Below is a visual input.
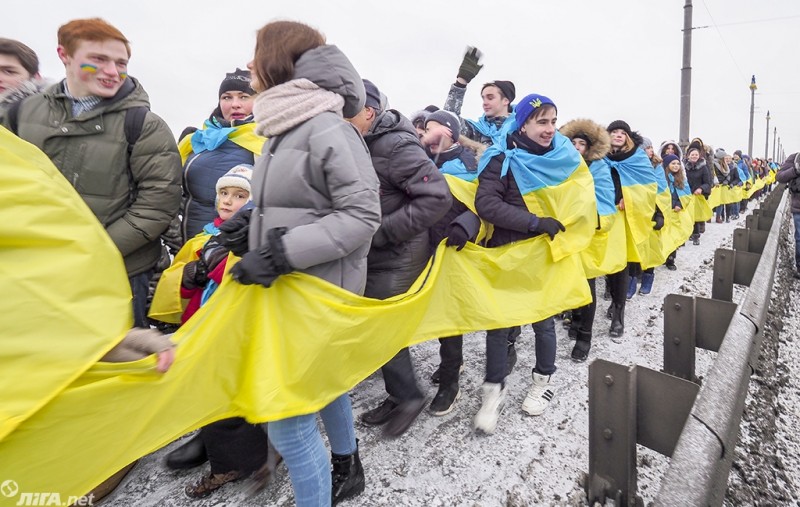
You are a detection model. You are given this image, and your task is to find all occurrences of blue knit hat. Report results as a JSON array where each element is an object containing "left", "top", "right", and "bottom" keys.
[
  {"left": 662, "top": 154, "right": 680, "bottom": 169},
  {"left": 515, "top": 94, "right": 556, "bottom": 129}
]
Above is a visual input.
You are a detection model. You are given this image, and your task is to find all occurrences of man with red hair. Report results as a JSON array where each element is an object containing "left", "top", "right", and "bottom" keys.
[{"left": 3, "top": 18, "right": 181, "bottom": 327}]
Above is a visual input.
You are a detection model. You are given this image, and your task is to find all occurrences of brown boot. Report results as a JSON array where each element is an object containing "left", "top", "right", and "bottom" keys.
[{"left": 184, "top": 470, "right": 242, "bottom": 499}]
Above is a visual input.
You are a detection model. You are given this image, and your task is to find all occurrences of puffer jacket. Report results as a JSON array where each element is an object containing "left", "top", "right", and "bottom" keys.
[
  {"left": 4, "top": 77, "right": 182, "bottom": 276},
  {"left": 776, "top": 153, "right": 800, "bottom": 213},
  {"left": 685, "top": 158, "right": 712, "bottom": 197},
  {"left": 182, "top": 127, "right": 256, "bottom": 239},
  {"left": 249, "top": 45, "right": 381, "bottom": 295},
  {"left": 363, "top": 109, "right": 452, "bottom": 299}
]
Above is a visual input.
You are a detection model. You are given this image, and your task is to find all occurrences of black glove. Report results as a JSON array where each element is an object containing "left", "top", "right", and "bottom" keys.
[
  {"left": 218, "top": 208, "right": 252, "bottom": 257},
  {"left": 533, "top": 217, "right": 566, "bottom": 240},
  {"left": 653, "top": 213, "right": 665, "bottom": 231},
  {"left": 181, "top": 260, "right": 208, "bottom": 290},
  {"left": 200, "top": 236, "right": 230, "bottom": 272},
  {"left": 457, "top": 46, "right": 483, "bottom": 84},
  {"left": 445, "top": 223, "right": 470, "bottom": 251},
  {"left": 231, "top": 228, "right": 293, "bottom": 287}
]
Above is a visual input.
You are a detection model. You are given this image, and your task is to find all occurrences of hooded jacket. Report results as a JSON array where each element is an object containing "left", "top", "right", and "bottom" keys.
[
  {"left": 776, "top": 153, "right": 800, "bottom": 213},
  {"left": 248, "top": 45, "right": 381, "bottom": 295},
  {"left": 3, "top": 77, "right": 182, "bottom": 277},
  {"left": 362, "top": 108, "right": 452, "bottom": 298},
  {"left": 559, "top": 118, "right": 611, "bottom": 163}
]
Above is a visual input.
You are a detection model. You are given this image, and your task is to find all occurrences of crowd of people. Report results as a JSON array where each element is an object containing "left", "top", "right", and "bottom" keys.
[{"left": 1, "top": 18, "right": 793, "bottom": 507}]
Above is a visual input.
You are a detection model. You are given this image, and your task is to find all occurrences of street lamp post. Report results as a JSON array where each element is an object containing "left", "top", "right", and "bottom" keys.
[
  {"left": 773, "top": 127, "right": 777, "bottom": 160},
  {"left": 765, "top": 110, "right": 770, "bottom": 159},
  {"left": 679, "top": 0, "right": 693, "bottom": 150},
  {"left": 748, "top": 75, "right": 757, "bottom": 156}
]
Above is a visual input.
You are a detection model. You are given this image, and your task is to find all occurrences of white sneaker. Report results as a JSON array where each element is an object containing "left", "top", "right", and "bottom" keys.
[
  {"left": 522, "top": 372, "right": 556, "bottom": 416},
  {"left": 473, "top": 382, "right": 506, "bottom": 434}
]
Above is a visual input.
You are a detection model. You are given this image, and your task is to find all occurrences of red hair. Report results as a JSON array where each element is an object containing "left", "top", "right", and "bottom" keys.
[{"left": 57, "top": 18, "right": 131, "bottom": 57}]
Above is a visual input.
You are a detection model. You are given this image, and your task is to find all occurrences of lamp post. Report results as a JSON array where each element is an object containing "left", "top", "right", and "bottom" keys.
[
  {"left": 679, "top": 0, "right": 693, "bottom": 150},
  {"left": 748, "top": 75, "right": 757, "bottom": 156},
  {"left": 765, "top": 110, "right": 770, "bottom": 159},
  {"left": 773, "top": 127, "right": 777, "bottom": 160}
]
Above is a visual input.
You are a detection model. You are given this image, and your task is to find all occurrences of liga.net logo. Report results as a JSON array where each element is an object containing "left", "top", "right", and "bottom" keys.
[{"left": 1, "top": 480, "right": 94, "bottom": 506}]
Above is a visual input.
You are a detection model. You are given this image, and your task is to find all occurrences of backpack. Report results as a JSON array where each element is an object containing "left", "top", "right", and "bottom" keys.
[{"left": 8, "top": 99, "right": 149, "bottom": 201}]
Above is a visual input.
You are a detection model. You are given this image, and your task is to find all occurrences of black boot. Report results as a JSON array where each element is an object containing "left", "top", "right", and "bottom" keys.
[
  {"left": 166, "top": 434, "right": 208, "bottom": 470},
  {"left": 609, "top": 303, "right": 624, "bottom": 339},
  {"left": 331, "top": 442, "right": 365, "bottom": 505},
  {"left": 571, "top": 330, "right": 592, "bottom": 362}
]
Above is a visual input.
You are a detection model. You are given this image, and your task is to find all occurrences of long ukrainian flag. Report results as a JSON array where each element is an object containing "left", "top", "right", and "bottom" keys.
[{"left": 581, "top": 158, "right": 626, "bottom": 278}]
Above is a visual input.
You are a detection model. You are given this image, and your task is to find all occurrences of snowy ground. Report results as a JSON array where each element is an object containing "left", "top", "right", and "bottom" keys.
[{"left": 106, "top": 196, "right": 799, "bottom": 506}]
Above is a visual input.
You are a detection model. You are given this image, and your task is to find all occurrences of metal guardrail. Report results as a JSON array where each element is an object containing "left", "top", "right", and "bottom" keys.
[{"left": 585, "top": 188, "right": 788, "bottom": 507}]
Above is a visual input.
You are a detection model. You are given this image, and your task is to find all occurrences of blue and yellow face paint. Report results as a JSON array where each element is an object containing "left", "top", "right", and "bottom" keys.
[{"left": 79, "top": 63, "right": 97, "bottom": 74}]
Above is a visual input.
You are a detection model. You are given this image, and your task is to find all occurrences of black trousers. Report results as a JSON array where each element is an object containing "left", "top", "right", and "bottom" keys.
[
  {"left": 437, "top": 335, "right": 463, "bottom": 387},
  {"left": 607, "top": 266, "right": 629, "bottom": 306},
  {"left": 201, "top": 418, "right": 270, "bottom": 475},
  {"left": 381, "top": 348, "right": 424, "bottom": 402}
]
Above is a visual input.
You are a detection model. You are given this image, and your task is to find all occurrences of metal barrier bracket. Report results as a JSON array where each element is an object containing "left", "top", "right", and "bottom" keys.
[
  {"left": 711, "top": 248, "right": 760, "bottom": 301},
  {"left": 732, "top": 228, "right": 768, "bottom": 254}
]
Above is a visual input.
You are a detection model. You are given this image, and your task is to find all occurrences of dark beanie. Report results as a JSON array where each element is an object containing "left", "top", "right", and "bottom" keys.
[
  {"left": 362, "top": 79, "right": 382, "bottom": 110},
  {"left": 219, "top": 68, "right": 255, "bottom": 97},
  {"left": 482, "top": 80, "right": 516, "bottom": 103},
  {"left": 425, "top": 110, "right": 460, "bottom": 142},
  {"left": 734, "top": 149, "right": 743, "bottom": 157},
  {"left": 662, "top": 154, "right": 680, "bottom": 168},
  {"left": 573, "top": 133, "right": 592, "bottom": 148},
  {"left": 607, "top": 120, "right": 632, "bottom": 137}
]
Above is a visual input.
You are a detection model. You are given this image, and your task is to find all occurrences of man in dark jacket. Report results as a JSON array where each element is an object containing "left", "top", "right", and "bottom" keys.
[
  {"left": 776, "top": 153, "right": 800, "bottom": 278},
  {"left": 348, "top": 79, "right": 452, "bottom": 437},
  {"left": 3, "top": 18, "right": 182, "bottom": 327}
]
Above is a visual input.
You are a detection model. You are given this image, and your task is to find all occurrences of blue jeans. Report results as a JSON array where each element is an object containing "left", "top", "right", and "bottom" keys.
[
  {"left": 485, "top": 318, "right": 557, "bottom": 384},
  {"left": 129, "top": 270, "right": 153, "bottom": 328},
  {"left": 793, "top": 212, "right": 800, "bottom": 270},
  {"left": 268, "top": 394, "right": 356, "bottom": 507}
]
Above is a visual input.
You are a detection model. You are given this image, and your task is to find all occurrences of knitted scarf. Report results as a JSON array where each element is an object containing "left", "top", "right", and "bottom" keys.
[{"left": 253, "top": 78, "right": 345, "bottom": 137}]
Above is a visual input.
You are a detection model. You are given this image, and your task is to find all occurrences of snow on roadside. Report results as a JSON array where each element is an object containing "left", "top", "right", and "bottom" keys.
[{"left": 107, "top": 201, "right": 798, "bottom": 506}]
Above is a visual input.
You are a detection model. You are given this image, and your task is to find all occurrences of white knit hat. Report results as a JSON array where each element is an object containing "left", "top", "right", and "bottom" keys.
[{"left": 216, "top": 164, "right": 253, "bottom": 195}]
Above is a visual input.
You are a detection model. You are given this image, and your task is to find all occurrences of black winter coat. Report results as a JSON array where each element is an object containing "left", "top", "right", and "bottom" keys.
[
  {"left": 429, "top": 145, "right": 481, "bottom": 248},
  {"left": 363, "top": 109, "right": 452, "bottom": 299},
  {"left": 685, "top": 158, "right": 712, "bottom": 197}
]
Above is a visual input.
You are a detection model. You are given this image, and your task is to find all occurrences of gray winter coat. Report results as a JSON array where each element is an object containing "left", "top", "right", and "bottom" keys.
[
  {"left": 3, "top": 77, "right": 182, "bottom": 277},
  {"left": 363, "top": 109, "right": 452, "bottom": 299},
  {"left": 249, "top": 45, "right": 381, "bottom": 295}
]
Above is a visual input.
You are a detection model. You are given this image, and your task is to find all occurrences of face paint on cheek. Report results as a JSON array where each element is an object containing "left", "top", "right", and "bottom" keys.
[
  {"left": 80, "top": 63, "right": 98, "bottom": 74},
  {"left": 119, "top": 71, "right": 127, "bottom": 80}
]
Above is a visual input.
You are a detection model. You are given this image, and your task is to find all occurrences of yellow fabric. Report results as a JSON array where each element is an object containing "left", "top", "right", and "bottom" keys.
[
  {"left": 620, "top": 182, "right": 658, "bottom": 264},
  {"left": 685, "top": 194, "right": 713, "bottom": 222},
  {"left": 521, "top": 159, "right": 597, "bottom": 262},
  {"left": 443, "top": 174, "right": 491, "bottom": 242},
  {"left": 148, "top": 233, "right": 211, "bottom": 324},
  {"left": 0, "top": 238, "right": 591, "bottom": 502},
  {"left": 1, "top": 125, "right": 595, "bottom": 500},
  {"left": 0, "top": 127, "right": 131, "bottom": 441},
  {"left": 177, "top": 122, "right": 264, "bottom": 165},
  {"left": 745, "top": 178, "right": 766, "bottom": 199},
  {"left": 580, "top": 214, "right": 627, "bottom": 278}
]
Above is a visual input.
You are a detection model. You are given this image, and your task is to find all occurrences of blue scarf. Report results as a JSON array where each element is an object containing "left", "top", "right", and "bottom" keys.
[
  {"left": 199, "top": 221, "right": 222, "bottom": 306},
  {"left": 478, "top": 131, "right": 582, "bottom": 194},
  {"left": 441, "top": 157, "right": 478, "bottom": 182},
  {"left": 603, "top": 148, "right": 657, "bottom": 188},
  {"left": 191, "top": 118, "right": 236, "bottom": 154},
  {"left": 736, "top": 160, "right": 750, "bottom": 184},
  {"left": 667, "top": 172, "right": 691, "bottom": 198},
  {"left": 466, "top": 110, "right": 516, "bottom": 148}
]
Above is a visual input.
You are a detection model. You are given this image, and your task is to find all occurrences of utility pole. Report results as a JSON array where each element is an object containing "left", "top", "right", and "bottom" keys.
[
  {"left": 773, "top": 127, "right": 777, "bottom": 160},
  {"left": 748, "top": 75, "right": 757, "bottom": 156},
  {"left": 765, "top": 110, "right": 770, "bottom": 159},
  {"left": 679, "top": 0, "right": 693, "bottom": 150}
]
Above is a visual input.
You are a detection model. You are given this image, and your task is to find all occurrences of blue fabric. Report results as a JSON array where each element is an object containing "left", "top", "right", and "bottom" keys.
[
  {"left": 199, "top": 222, "right": 222, "bottom": 306},
  {"left": 268, "top": 394, "right": 356, "bottom": 507},
  {"left": 667, "top": 173, "right": 692, "bottom": 198},
  {"left": 736, "top": 160, "right": 751, "bottom": 184},
  {"left": 603, "top": 148, "right": 658, "bottom": 187},
  {"left": 441, "top": 157, "right": 478, "bottom": 182},
  {"left": 190, "top": 119, "right": 236, "bottom": 154},
  {"left": 653, "top": 163, "right": 669, "bottom": 193},
  {"left": 477, "top": 131, "right": 582, "bottom": 195},
  {"left": 589, "top": 159, "right": 618, "bottom": 217},
  {"left": 466, "top": 110, "right": 516, "bottom": 148}
]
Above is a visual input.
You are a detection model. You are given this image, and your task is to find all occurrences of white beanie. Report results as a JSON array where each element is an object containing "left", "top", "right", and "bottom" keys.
[{"left": 216, "top": 164, "right": 253, "bottom": 195}]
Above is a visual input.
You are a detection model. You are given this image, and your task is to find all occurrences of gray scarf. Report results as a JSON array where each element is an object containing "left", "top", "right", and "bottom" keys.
[{"left": 252, "top": 78, "right": 345, "bottom": 137}]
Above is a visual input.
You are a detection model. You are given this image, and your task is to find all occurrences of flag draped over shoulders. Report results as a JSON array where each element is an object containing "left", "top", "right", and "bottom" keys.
[
  {"left": 581, "top": 158, "right": 626, "bottom": 278},
  {"left": 177, "top": 121, "right": 263, "bottom": 165}
]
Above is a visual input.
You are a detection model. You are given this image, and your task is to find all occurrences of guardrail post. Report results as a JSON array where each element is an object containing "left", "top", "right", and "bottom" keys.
[
  {"left": 732, "top": 228, "right": 767, "bottom": 254},
  {"left": 711, "top": 249, "right": 760, "bottom": 301}
]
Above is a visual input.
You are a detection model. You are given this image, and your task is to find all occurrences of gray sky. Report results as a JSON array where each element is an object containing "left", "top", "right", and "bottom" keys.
[{"left": 5, "top": 0, "right": 799, "bottom": 157}]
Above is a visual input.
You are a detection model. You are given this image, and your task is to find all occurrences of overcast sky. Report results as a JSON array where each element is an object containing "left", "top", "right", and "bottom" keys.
[{"left": 5, "top": 0, "right": 799, "bottom": 158}]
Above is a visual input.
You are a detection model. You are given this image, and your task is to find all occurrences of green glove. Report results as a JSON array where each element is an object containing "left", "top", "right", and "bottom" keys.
[{"left": 457, "top": 46, "right": 483, "bottom": 83}]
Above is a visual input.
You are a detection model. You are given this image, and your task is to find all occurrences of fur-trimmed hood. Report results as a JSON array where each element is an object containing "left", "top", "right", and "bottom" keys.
[
  {"left": 559, "top": 118, "right": 611, "bottom": 162},
  {"left": 659, "top": 140, "right": 684, "bottom": 160},
  {"left": 0, "top": 78, "right": 50, "bottom": 112}
]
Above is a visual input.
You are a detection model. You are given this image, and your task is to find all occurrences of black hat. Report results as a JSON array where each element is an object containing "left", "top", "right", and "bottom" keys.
[
  {"left": 425, "top": 110, "right": 460, "bottom": 142},
  {"left": 219, "top": 68, "right": 255, "bottom": 97},
  {"left": 482, "top": 80, "right": 516, "bottom": 103},
  {"left": 606, "top": 120, "right": 632, "bottom": 137},
  {"left": 362, "top": 79, "right": 382, "bottom": 110}
]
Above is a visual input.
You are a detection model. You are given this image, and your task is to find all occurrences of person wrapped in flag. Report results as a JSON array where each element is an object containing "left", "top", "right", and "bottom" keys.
[
  {"left": 558, "top": 118, "right": 622, "bottom": 361},
  {"left": 683, "top": 144, "right": 712, "bottom": 245},
  {"left": 603, "top": 120, "right": 659, "bottom": 339},
  {"left": 473, "top": 93, "right": 596, "bottom": 434},
  {"left": 662, "top": 153, "right": 694, "bottom": 270}
]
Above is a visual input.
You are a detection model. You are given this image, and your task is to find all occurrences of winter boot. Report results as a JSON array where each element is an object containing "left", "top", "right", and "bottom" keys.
[
  {"left": 473, "top": 382, "right": 506, "bottom": 434},
  {"left": 609, "top": 303, "right": 624, "bottom": 340},
  {"left": 639, "top": 272, "right": 655, "bottom": 295},
  {"left": 166, "top": 433, "right": 208, "bottom": 470},
  {"left": 716, "top": 214, "right": 724, "bottom": 223},
  {"left": 606, "top": 304, "right": 613, "bottom": 320},
  {"left": 567, "top": 310, "right": 581, "bottom": 339},
  {"left": 692, "top": 234, "right": 700, "bottom": 246},
  {"left": 571, "top": 331, "right": 592, "bottom": 362},
  {"left": 431, "top": 361, "right": 464, "bottom": 385},
  {"left": 359, "top": 398, "right": 398, "bottom": 426},
  {"left": 626, "top": 276, "right": 638, "bottom": 300},
  {"left": 382, "top": 397, "right": 427, "bottom": 438},
  {"left": 521, "top": 372, "right": 556, "bottom": 416},
  {"left": 331, "top": 442, "right": 365, "bottom": 505},
  {"left": 429, "top": 383, "right": 461, "bottom": 416}
]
